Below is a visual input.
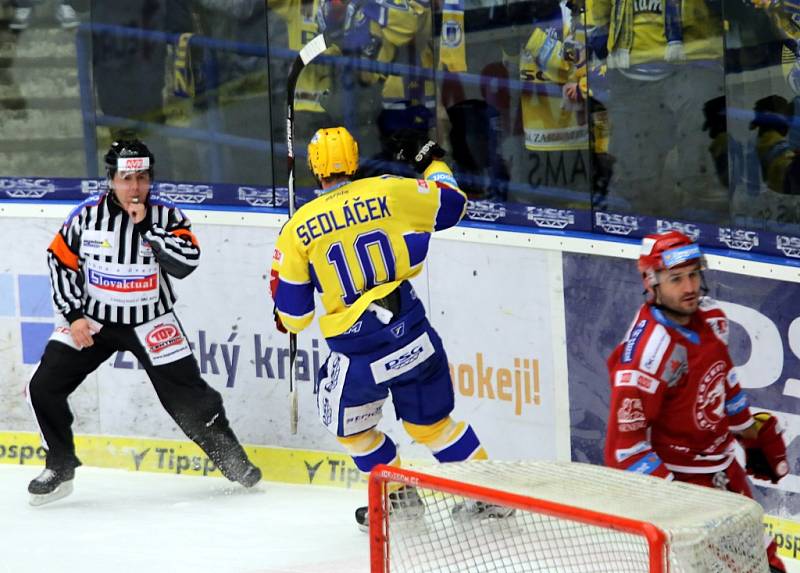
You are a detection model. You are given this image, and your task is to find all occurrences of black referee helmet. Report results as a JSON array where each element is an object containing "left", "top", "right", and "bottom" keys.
[{"left": 104, "top": 139, "right": 155, "bottom": 180}]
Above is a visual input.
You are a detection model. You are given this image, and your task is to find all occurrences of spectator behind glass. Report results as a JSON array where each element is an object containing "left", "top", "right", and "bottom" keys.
[
  {"left": 447, "top": 99, "right": 509, "bottom": 202},
  {"left": 354, "top": 101, "right": 431, "bottom": 180},
  {"left": 192, "top": 0, "right": 276, "bottom": 186},
  {"left": 90, "top": 0, "right": 192, "bottom": 180},
  {"left": 316, "top": 0, "right": 435, "bottom": 160},
  {"left": 268, "top": 0, "right": 335, "bottom": 190},
  {"left": 721, "top": 0, "right": 800, "bottom": 228},
  {"left": 701, "top": 95, "right": 729, "bottom": 189},
  {"left": 510, "top": 0, "right": 591, "bottom": 209},
  {"left": 593, "top": 0, "right": 729, "bottom": 223},
  {"left": 749, "top": 94, "right": 800, "bottom": 195}
]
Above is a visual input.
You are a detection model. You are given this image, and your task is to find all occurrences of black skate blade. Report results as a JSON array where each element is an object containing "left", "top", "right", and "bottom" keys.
[
  {"left": 29, "top": 480, "right": 73, "bottom": 507},
  {"left": 237, "top": 466, "right": 262, "bottom": 488},
  {"left": 452, "top": 501, "right": 515, "bottom": 520},
  {"left": 355, "top": 506, "right": 369, "bottom": 533},
  {"left": 482, "top": 506, "right": 515, "bottom": 519}
]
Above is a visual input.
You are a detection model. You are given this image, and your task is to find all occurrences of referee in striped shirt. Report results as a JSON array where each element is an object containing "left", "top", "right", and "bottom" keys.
[{"left": 25, "top": 139, "right": 261, "bottom": 505}]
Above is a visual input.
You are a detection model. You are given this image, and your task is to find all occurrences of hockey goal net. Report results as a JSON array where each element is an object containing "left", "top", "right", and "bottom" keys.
[{"left": 368, "top": 461, "right": 768, "bottom": 573}]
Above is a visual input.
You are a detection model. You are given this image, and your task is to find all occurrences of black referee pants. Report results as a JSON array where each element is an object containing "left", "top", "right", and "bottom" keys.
[{"left": 27, "top": 322, "right": 252, "bottom": 480}]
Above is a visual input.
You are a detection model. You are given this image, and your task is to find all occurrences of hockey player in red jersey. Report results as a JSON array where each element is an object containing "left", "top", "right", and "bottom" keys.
[{"left": 604, "top": 230, "right": 789, "bottom": 572}]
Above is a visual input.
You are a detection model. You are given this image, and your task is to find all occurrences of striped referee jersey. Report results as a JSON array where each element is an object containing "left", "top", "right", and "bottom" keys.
[{"left": 47, "top": 192, "right": 200, "bottom": 326}]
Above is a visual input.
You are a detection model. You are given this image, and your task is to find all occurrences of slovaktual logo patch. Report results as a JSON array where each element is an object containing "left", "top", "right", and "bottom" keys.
[{"left": 87, "top": 269, "right": 157, "bottom": 292}]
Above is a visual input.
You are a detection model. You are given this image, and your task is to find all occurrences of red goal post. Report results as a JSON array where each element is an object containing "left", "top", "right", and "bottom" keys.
[{"left": 368, "top": 461, "right": 768, "bottom": 573}]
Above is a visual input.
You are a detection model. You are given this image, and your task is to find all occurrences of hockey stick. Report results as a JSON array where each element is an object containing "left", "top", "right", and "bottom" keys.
[{"left": 286, "top": 33, "right": 328, "bottom": 435}]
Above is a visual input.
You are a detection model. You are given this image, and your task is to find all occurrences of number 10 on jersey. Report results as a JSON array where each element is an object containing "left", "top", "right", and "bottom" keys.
[{"left": 327, "top": 229, "right": 396, "bottom": 305}]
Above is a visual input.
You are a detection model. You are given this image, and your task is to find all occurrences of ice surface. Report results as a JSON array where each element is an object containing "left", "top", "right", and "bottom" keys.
[
  {"left": 0, "top": 465, "right": 371, "bottom": 573},
  {"left": 2, "top": 464, "right": 797, "bottom": 573}
]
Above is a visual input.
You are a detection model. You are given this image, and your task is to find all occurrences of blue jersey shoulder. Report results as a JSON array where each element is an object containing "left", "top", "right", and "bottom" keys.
[{"left": 64, "top": 193, "right": 104, "bottom": 226}]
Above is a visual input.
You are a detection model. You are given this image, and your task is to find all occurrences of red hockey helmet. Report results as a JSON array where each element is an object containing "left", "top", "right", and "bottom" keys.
[{"left": 638, "top": 231, "right": 705, "bottom": 290}]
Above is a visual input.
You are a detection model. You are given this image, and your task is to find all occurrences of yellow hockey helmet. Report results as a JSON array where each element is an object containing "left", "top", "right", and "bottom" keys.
[{"left": 307, "top": 127, "right": 359, "bottom": 179}]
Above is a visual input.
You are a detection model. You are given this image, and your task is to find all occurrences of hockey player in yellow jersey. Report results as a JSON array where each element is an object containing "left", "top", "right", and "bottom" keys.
[{"left": 270, "top": 126, "right": 511, "bottom": 529}]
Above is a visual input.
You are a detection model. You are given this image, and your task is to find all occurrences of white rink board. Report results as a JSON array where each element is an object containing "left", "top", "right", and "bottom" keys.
[
  {"left": 0, "top": 212, "right": 566, "bottom": 463},
  {"left": 425, "top": 240, "right": 562, "bottom": 460}
]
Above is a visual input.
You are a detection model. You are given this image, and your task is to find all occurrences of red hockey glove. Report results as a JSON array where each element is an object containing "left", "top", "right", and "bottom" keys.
[
  {"left": 273, "top": 308, "right": 287, "bottom": 334},
  {"left": 269, "top": 262, "right": 280, "bottom": 301},
  {"left": 740, "top": 412, "right": 789, "bottom": 484}
]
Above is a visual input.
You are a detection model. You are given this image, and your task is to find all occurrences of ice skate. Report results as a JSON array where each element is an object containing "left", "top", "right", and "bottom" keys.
[
  {"left": 452, "top": 499, "right": 515, "bottom": 520},
  {"left": 355, "top": 485, "right": 425, "bottom": 532},
  {"left": 214, "top": 454, "right": 262, "bottom": 488},
  {"left": 236, "top": 463, "right": 262, "bottom": 488},
  {"left": 28, "top": 467, "right": 75, "bottom": 506}
]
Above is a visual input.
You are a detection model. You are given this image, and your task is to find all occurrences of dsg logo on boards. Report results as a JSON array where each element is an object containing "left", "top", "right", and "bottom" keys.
[
  {"left": 449, "top": 353, "right": 541, "bottom": 415},
  {"left": 0, "top": 178, "right": 56, "bottom": 199},
  {"left": 595, "top": 212, "right": 638, "bottom": 235},
  {"left": 656, "top": 220, "right": 700, "bottom": 241}
]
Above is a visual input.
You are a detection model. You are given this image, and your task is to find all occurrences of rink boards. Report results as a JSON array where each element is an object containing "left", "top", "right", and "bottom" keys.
[
  {"left": 2, "top": 202, "right": 800, "bottom": 562},
  {"left": 0, "top": 431, "right": 372, "bottom": 489}
]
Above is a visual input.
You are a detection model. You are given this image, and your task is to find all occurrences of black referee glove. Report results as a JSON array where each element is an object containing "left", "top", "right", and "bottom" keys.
[{"left": 390, "top": 129, "right": 445, "bottom": 174}]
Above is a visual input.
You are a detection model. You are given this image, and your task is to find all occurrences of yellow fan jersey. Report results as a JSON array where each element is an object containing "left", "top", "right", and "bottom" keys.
[
  {"left": 269, "top": 0, "right": 332, "bottom": 113},
  {"left": 519, "top": 3, "right": 588, "bottom": 151},
  {"left": 592, "top": 0, "right": 722, "bottom": 65},
  {"left": 271, "top": 161, "right": 466, "bottom": 337},
  {"left": 358, "top": 0, "right": 436, "bottom": 108}
]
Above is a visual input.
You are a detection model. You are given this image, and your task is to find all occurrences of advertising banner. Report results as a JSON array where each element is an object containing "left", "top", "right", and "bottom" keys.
[
  {"left": 592, "top": 210, "right": 800, "bottom": 261},
  {"left": 425, "top": 241, "right": 562, "bottom": 461},
  {"left": 0, "top": 176, "right": 593, "bottom": 231},
  {"left": 0, "top": 432, "right": 372, "bottom": 490},
  {"left": 12, "top": 175, "right": 800, "bottom": 261},
  {"left": 0, "top": 216, "right": 338, "bottom": 450},
  {"left": 0, "top": 214, "right": 562, "bottom": 467}
]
